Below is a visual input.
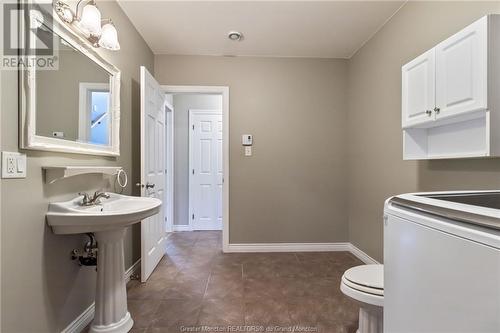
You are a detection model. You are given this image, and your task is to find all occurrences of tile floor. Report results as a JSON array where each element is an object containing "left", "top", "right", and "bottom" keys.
[{"left": 91, "top": 231, "right": 363, "bottom": 333}]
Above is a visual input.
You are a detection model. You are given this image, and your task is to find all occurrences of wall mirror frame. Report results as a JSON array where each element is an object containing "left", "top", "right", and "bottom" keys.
[{"left": 19, "top": 1, "right": 121, "bottom": 156}]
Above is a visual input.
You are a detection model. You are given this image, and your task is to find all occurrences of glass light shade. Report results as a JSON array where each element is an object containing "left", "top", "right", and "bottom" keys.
[
  {"left": 60, "top": 7, "right": 74, "bottom": 23},
  {"left": 98, "top": 22, "right": 120, "bottom": 50},
  {"left": 79, "top": 3, "right": 101, "bottom": 36}
]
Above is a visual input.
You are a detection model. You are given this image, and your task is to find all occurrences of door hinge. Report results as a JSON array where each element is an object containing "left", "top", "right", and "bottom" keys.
[
  {"left": 192, "top": 124, "right": 194, "bottom": 130},
  {"left": 192, "top": 169, "right": 195, "bottom": 175},
  {"left": 192, "top": 213, "right": 195, "bottom": 220}
]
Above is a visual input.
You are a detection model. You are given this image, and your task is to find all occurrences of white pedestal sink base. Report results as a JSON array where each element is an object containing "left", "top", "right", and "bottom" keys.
[
  {"left": 46, "top": 193, "right": 162, "bottom": 333},
  {"left": 89, "top": 229, "right": 134, "bottom": 333},
  {"left": 89, "top": 312, "right": 133, "bottom": 333}
]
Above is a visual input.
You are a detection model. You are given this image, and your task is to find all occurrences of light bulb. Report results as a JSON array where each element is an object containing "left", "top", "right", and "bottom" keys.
[
  {"left": 79, "top": 3, "right": 101, "bottom": 36},
  {"left": 98, "top": 22, "right": 120, "bottom": 50}
]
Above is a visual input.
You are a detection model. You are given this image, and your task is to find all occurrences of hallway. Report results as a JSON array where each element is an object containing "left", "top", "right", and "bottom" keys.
[{"left": 124, "top": 231, "right": 362, "bottom": 332}]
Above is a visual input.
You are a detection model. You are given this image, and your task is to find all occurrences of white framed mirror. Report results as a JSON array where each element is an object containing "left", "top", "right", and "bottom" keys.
[{"left": 19, "top": 2, "right": 121, "bottom": 156}]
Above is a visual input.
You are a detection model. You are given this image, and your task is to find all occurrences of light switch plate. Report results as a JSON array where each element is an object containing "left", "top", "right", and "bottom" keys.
[
  {"left": 244, "top": 146, "right": 252, "bottom": 156},
  {"left": 242, "top": 134, "right": 253, "bottom": 146},
  {"left": 1, "top": 151, "right": 27, "bottom": 178}
]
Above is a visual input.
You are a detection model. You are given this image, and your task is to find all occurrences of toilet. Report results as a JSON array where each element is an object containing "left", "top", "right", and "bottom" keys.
[{"left": 340, "top": 264, "right": 384, "bottom": 333}]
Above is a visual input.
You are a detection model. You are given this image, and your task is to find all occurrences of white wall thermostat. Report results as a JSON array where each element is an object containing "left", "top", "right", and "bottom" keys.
[{"left": 242, "top": 134, "right": 253, "bottom": 146}]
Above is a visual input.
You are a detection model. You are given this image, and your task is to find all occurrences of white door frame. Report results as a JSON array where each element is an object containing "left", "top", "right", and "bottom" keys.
[
  {"left": 188, "top": 109, "right": 223, "bottom": 230},
  {"left": 164, "top": 100, "right": 174, "bottom": 233},
  {"left": 161, "top": 85, "right": 230, "bottom": 253}
]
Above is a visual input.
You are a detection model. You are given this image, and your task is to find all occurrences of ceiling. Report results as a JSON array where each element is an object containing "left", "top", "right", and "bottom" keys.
[{"left": 117, "top": 1, "right": 405, "bottom": 59}]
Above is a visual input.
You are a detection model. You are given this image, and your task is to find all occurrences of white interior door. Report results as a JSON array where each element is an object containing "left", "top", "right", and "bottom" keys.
[
  {"left": 435, "top": 16, "right": 487, "bottom": 120},
  {"left": 189, "top": 110, "right": 223, "bottom": 230},
  {"left": 401, "top": 48, "right": 436, "bottom": 127},
  {"left": 140, "top": 66, "right": 166, "bottom": 282}
]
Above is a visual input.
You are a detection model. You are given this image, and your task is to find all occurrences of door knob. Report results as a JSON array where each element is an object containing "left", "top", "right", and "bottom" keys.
[
  {"left": 434, "top": 107, "right": 440, "bottom": 114},
  {"left": 425, "top": 110, "right": 432, "bottom": 116},
  {"left": 145, "top": 183, "right": 155, "bottom": 189},
  {"left": 135, "top": 183, "right": 145, "bottom": 188}
]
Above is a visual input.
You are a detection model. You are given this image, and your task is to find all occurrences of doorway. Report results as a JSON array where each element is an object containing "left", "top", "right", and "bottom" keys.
[{"left": 163, "top": 86, "right": 230, "bottom": 253}]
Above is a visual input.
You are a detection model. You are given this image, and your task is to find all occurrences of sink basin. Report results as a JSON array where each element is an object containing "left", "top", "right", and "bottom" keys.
[
  {"left": 47, "top": 193, "right": 161, "bottom": 234},
  {"left": 47, "top": 193, "right": 161, "bottom": 333}
]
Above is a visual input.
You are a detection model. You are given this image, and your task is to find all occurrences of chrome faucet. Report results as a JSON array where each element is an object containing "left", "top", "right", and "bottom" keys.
[{"left": 78, "top": 191, "right": 110, "bottom": 206}]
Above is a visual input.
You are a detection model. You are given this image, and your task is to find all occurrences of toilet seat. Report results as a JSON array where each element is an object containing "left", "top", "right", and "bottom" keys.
[
  {"left": 342, "top": 275, "right": 383, "bottom": 296},
  {"left": 340, "top": 264, "right": 384, "bottom": 307},
  {"left": 344, "top": 264, "right": 383, "bottom": 290}
]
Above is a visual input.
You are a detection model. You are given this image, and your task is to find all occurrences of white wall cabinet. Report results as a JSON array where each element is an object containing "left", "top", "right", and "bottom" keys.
[
  {"left": 435, "top": 16, "right": 488, "bottom": 121},
  {"left": 402, "top": 15, "right": 500, "bottom": 160},
  {"left": 402, "top": 49, "right": 435, "bottom": 127}
]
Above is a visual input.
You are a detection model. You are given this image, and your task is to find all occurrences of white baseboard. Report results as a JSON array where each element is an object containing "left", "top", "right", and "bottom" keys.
[
  {"left": 61, "top": 259, "right": 141, "bottom": 333},
  {"left": 172, "top": 225, "right": 192, "bottom": 231},
  {"left": 124, "top": 259, "right": 141, "bottom": 282},
  {"left": 348, "top": 244, "right": 380, "bottom": 264},
  {"left": 61, "top": 303, "right": 94, "bottom": 333},
  {"left": 227, "top": 242, "right": 350, "bottom": 253},
  {"left": 226, "top": 242, "right": 380, "bottom": 265}
]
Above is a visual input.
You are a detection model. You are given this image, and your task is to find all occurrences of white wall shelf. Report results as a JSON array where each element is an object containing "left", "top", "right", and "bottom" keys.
[
  {"left": 401, "top": 15, "right": 500, "bottom": 160},
  {"left": 43, "top": 166, "right": 122, "bottom": 184}
]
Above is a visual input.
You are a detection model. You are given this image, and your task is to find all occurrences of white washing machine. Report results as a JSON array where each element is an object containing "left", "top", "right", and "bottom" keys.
[{"left": 384, "top": 191, "right": 500, "bottom": 333}]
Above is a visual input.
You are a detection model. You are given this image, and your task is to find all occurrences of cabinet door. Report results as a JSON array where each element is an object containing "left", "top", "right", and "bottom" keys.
[
  {"left": 402, "top": 49, "right": 436, "bottom": 127},
  {"left": 435, "top": 16, "right": 487, "bottom": 120}
]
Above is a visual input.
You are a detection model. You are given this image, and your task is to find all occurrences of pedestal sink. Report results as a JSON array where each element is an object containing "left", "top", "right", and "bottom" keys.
[{"left": 47, "top": 193, "right": 161, "bottom": 333}]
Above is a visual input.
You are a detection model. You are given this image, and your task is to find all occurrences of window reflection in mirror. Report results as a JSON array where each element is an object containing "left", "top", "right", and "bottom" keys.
[{"left": 35, "top": 34, "right": 111, "bottom": 146}]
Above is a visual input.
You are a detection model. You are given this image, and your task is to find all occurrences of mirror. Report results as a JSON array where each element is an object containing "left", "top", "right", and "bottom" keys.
[
  {"left": 20, "top": 5, "right": 121, "bottom": 156},
  {"left": 36, "top": 34, "right": 111, "bottom": 145}
]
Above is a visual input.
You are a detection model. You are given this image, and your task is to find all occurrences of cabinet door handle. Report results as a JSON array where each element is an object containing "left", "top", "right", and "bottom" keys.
[
  {"left": 434, "top": 107, "right": 440, "bottom": 114},
  {"left": 426, "top": 110, "right": 432, "bottom": 116}
]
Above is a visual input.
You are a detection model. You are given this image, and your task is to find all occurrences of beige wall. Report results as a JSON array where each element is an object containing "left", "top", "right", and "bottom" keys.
[
  {"left": 171, "top": 94, "right": 222, "bottom": 226},
  {"left": 155, "top": 56, "right": 349, "bottom": 243},
  {"left": 0, "top": 1, "right": 153, "bottom": 331},
  {"left": 347, "top": 1, "right": 500, "bottom": 262}
]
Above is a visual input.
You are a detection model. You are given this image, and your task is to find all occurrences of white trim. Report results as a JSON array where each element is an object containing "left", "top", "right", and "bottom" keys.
[
  {"left": 161, "top": 85, "right": 230, "bottom": 253},
  {"left": 227, "top": 242, "right": 350, "bottom": 253},
  {"left": 172, "top": 225, "right": 193, "bottom": 232},
  {"left": 226, "top": 242, "right": 380, "bottom": 265},
  {"left": 61, "top": 259, "right": 141, "bottom": 333},
  {"left": 60, "top": 303, "right": 94, "bottom": 333},
  {"left": 124, "top": 259, "right": 142, "bottom": 282},
  {"left": 348, "top": 244, "right": 380, "bottom": 265},
  {"left": 188, "top": 109, "right": 223, "bottom": 231},
  {"left": 164, "top": 103, "right": 174, "bottom": 233}
]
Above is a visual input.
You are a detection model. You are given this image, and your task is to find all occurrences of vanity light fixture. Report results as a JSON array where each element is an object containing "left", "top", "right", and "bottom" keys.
[{"left": 54, "top": 0, "right": 120, "bottom": 51}]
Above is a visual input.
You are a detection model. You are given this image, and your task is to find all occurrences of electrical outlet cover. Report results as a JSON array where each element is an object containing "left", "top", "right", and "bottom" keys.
[{"left": 2, "top": 151, "right": 27, "bottom": 179}]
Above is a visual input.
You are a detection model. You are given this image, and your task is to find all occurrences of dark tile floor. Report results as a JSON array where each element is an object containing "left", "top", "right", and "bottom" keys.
[{"left": 93, "top": 231, "right": 363, "bottom": 333}]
